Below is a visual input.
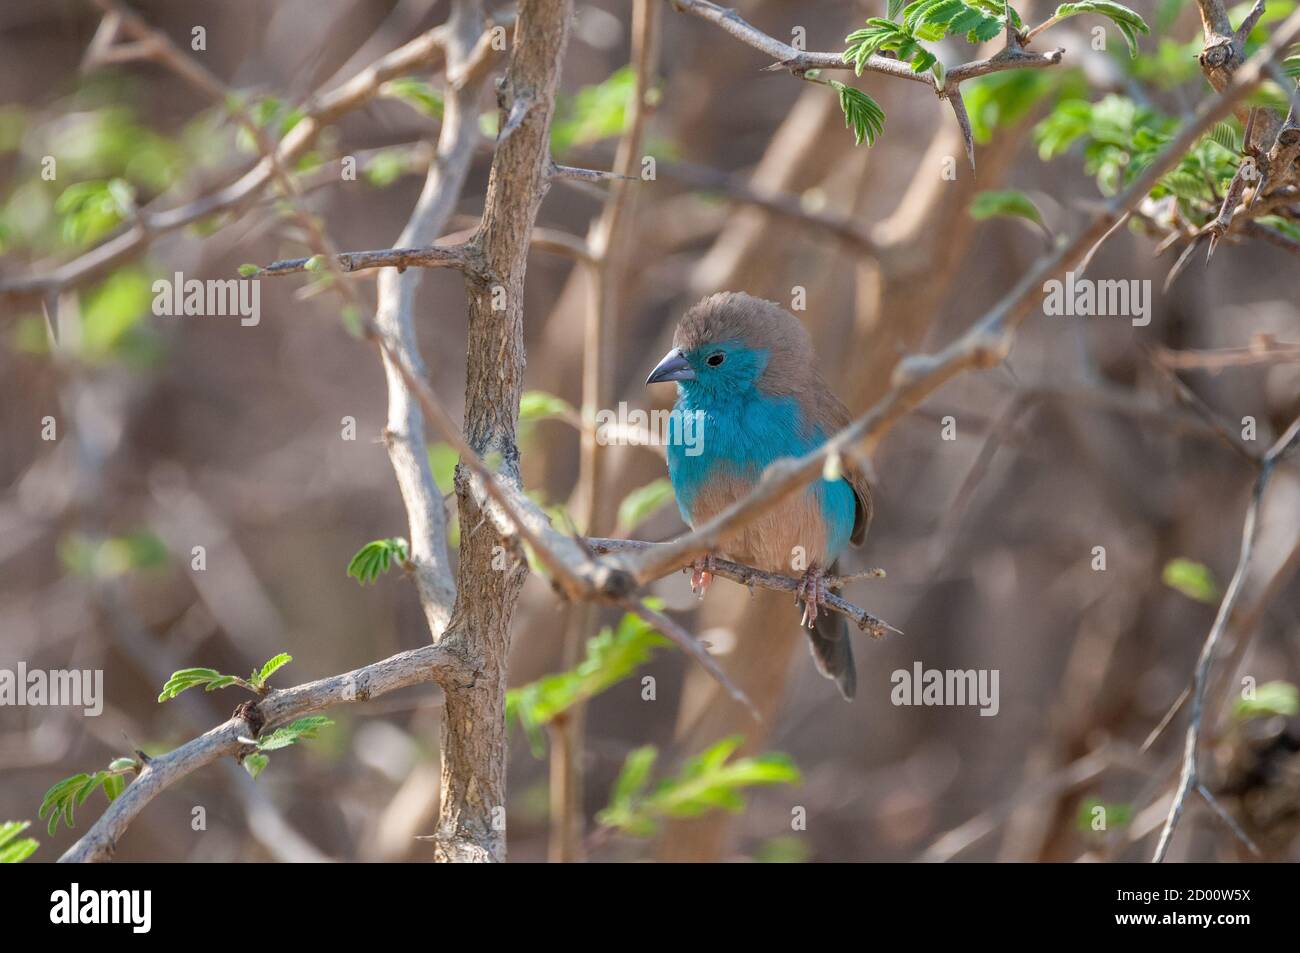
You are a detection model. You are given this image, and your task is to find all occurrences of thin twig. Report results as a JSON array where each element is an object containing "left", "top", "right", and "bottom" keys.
[
  {"left": 254, "top": 243, "right": 478, "bottom": 278},
  {"left": 588, "top": 538, "right": 899, "bottom": 637},
  {"left": 1152, "top": 412, "right": 1300, "bottom": 861}
]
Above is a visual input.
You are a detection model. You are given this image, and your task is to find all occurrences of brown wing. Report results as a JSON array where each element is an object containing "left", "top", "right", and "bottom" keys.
[
  {"left": 845, "top": 460, "right": 873, "bottom": 546},
  {"left": 813, "top": 376, "right": 873, "bottom": 547}
]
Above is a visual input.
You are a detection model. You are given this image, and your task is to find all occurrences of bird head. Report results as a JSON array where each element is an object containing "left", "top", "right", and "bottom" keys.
[{"left": 645, "top": 292, "right": 814, "bottom": 402}]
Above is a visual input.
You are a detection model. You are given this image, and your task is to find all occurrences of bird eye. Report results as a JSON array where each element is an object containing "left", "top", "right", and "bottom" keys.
[{"left": 706, "top": 352, "right": 725, "bottom": 367}]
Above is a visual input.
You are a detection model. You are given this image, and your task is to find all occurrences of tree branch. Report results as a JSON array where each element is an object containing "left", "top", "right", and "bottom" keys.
[
  {"left": 373, "top": 0, "right": 492, "bottom": 637},
  {"left": 59, "top": 641, "right": 473, "bottom": 863},
  {"left": 1151, "top": 412, "right": 1300, "bottom": 862},
  {"left": 254, "top": 243, "right": 481, "bottom": 278},
  {"left": 587, "top": 538, "right": 897, "bottom": 637},
  {"left": 666, "top": 0, "right": 1063, "bottom": 89}
]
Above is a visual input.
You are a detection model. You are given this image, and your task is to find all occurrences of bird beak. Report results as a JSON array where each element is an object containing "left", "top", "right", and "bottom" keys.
[{"left": 646, "top": 347, "right": 695, "bottom": 385}]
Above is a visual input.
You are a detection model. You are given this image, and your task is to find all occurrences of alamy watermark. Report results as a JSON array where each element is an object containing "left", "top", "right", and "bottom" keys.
[
  {"left": 1043, "top": 271, "right": 1151, "bottom": 327},
  {"left": 0, "top": 664, "right": 102, "bottom": 716},
  {"left": 152, "top": 272, "right": 260, "bottom": 326},
  {"left": 891, "top": 662, "right": 999, "bottom": 716},
  {"left": 595, "top": 402, "right": 705, "bottom": 456},
  {"left": 50, "top": 884, "right": 151, "bottom": 933}
]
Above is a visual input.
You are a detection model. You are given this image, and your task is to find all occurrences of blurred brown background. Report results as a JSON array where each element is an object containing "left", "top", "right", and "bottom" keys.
[{"left": 1, "top": 0, "right": 1298, "bottom": 862}]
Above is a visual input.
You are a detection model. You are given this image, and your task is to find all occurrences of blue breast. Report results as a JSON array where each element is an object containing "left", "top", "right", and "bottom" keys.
[{"left": 665, "top": 386, "right": 856, "bottom": 560}]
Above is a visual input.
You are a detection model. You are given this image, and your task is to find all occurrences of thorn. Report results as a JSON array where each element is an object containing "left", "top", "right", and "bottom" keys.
[
  {"left": 1164, "top": 237, "right": 1202, "bottom": 292},
  {"left": 947, "top": 91, "right": 977, "bottom": 176}
]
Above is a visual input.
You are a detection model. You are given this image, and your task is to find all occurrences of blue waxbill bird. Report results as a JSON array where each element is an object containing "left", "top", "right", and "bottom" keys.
[{"left": 645, "top": 292, "right": 872, "bottom": 700}]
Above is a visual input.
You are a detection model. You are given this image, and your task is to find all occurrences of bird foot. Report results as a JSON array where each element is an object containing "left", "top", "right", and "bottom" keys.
[
  {"left": 796, "top": 568, "right": 830, "bottom": 629},
  {"left": 689, "top": 555, "right": 716, "bottom": 599}
]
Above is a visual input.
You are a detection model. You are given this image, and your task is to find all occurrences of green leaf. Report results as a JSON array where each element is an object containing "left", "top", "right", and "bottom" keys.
[
  {"left": 831, "top": 81, "right": 886, "bottom": 147},
  {"left": 256, "top": 716, "right": 334, "bottom": 752},
  {"left": 508, "top": 610, "right": 670, "bottom": 733},
  {"left": 55, "top": 180, "right": 131, "bottom": 246},
  {"left": 845, "top": 19, "right": 936, "bottom": 75},
  {"left": 1033, "top": 98, "right": 1093, "bottom": 160},
  {"left": 74, "top": 773, "right": 103, "bottom": 806},
  {"left": 75, "top": 268, "right": 155, "bottom": 363},
  {"left": 1162, "top": 557, "right": 1219, "bottom": 604},
  {"left": 364, "top": 148, "right": 411, "bottom": 188},
  {"left": 37, "top": 754, "right": 144, "bottom": 833},
  {"left": 243, "top": 753, "right": 269, "bottom": 779},
  {"left": 346, "top": 537, "right": 409, "bottom": 585},
  {"left": 519, "top": 390, "right": 575, "bottom": 423},
  {"left": 235, "top": 97, "right": 305, "bottom": 152},
  {"left": 40, "top": 773, "right": 93, "bottom": 834},
  {"left": 610, "top": 746, "right": 658, "bottom": 807},
  {"left": 754, "top": 835, "right": 811, "bottom": 863},
  {"left": 427, "top": 443, "right": 459, "bottom": 494},
  {"left": 880, "top": 0, "right": 1009, "bottom": 57},
  {"left": 0, "top": 838, "right": 38, "bottom": 863},
  {"left": 59, "top": 530, "right": 168, "bottom": 578},
  {"left": 616, "top": 478, "right": 675, "bottom": 534},
  {"left": 596, "top": 736, "right": 801, "bottom": 837},
  {"left": 1235, "top": 681, "right": 1300, "bottom": 720},
  {"left": 1207, "top": 121, "right": 1240, "bottom": 155},
  {"left": 237, "top": 263, "right": 260, "bottom": 277},
  {"left": 970, "top": 189, "right": 1046, "bottom": 230},
  {"left": 158, "top": 667, "right": 220, "bottom": 700},
  {"left": 254, "top": 652, "right": 293, "bottom": 688},
  {"left": 341, "top": 304, "right": 363, "bottom": 338},
  {"left": 696, "top": 734, "right": 745, "bottom": 771},
  {"left": 39, "top": 775, "right": 85, "bottom": 834},
  {"left": 0, "top": 820, "right": 31, "bottom": 851},
  {"left": 0, "top": 822, "right": 38, "bottom": 863},
  {"left": 1050, "top": 2, "right": 1150, "bottom": 57},
  {"left": 304, "top": 254, "right": 326, "bottom": 273},
  {"left": 552, "top": 67, "right": 639, "bottom": 154},
  {"left": 1076, "top": 798, "right": 1133, "bottom": 832},
  {"left": 963, "top": 71, "right": 1059, "bottom": 145},
  {"left": 158, "top": 666, "right": 247, "bottom": 702},
  {"left": 971, "top": 0, "right": 1023, "bottom": 28},
  {"left": 381, "top": 77, "right": 445, "bottom": 118}
]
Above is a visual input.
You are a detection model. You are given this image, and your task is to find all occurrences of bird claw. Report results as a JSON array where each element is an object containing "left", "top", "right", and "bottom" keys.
[
  {"left": 796, "top": 568, "right": 829, "bottom": 629},
  {"left": 689, "top": 555, "right": 716, "bottom": 599}
]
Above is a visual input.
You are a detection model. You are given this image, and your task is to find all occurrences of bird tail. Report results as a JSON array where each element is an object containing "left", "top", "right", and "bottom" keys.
[{"left": 804, "top": 564, "right": 856, "bottom": 701}]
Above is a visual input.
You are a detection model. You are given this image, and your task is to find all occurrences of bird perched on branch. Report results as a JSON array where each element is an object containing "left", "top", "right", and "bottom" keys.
[{"left": 646, "top": 292, "right": 872, "bottom": 700}]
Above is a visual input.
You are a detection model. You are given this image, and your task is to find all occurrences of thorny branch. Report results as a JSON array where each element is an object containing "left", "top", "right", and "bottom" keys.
[
  {"left": 1151, "top": 412, "right": 1300, "bottom": 862},
  {"left": 664, "top": 0, "right": 1064, "bottom": 172},
  {"left": 1142, "top": 0, "right": 1300, "bottom": 278},
  {"left": 587, "top": 538, "right": 895, "bottom": 638},
  {"left": 59, "top": 641, "right": 473, "bottom": 862}
]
